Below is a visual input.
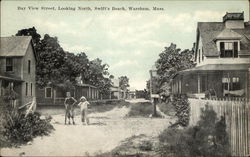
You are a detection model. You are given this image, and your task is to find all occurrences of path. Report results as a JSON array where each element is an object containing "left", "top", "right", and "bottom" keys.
[{"left": 1, "top": 100, "right": 174, "bottom": 156}]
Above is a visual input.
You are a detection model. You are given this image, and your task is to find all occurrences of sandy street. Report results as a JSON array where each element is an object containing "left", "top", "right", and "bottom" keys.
[{"left": 1, "top": 100, "right": 174, "bottom": 157}]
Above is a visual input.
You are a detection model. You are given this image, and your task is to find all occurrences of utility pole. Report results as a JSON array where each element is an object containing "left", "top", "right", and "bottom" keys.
[{"left": 149, "top": 69, "right": 157, "bottom": 117}]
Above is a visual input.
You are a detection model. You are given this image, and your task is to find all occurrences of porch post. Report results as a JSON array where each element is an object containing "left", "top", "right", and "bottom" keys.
[
  {"left": 0, "top": 80, "right": 2, "bottom": 96},
  {"left": 198, "top": 73, "right": 201, "bottom": 93}
]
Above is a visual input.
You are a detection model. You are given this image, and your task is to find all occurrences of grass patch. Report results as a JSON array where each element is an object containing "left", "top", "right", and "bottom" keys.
[
  {"left": 127, "top": 102, "right": 162, "bottom": 118},
  {"left": 96, "top": 134, "right": 156, "bottom": 157},
  {"left": 157, "top": 101, "right": 176, "bottom": 117}
]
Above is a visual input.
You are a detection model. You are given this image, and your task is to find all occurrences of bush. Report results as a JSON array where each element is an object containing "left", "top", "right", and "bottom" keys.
[
  {"left": 127, "top": 102, "right": 154, "bottom": 117},
  {"left": 2, "top": 111, "right": 54, "bottom": 145},
  {"left": 157, "top": 101, "right": 176, "bottom": 117},
  {"left": 171, "top": 94, "right": 190, "bottom": 127},
  {"left": 158, "top": 105, "right": 231, "bottom": 157}
]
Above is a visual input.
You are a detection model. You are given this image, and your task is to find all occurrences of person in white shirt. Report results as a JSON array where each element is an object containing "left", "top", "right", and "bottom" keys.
[{"left": 78, "top": 96, "right": 90, "bottom": 125}]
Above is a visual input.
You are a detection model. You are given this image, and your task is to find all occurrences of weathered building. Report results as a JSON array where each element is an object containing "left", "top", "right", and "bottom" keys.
[
  {"left": 0, "top": 36, "right": 37, "bottom": 105},
  {"left": 172, "top": 12, "right": 250, "bottom": 99}
]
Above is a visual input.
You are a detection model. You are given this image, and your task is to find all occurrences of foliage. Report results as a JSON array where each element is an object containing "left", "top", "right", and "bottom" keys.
[
  {"left": 155, "top": 43, "right": 195, "bottom": 97},
  {"left": 16, "top": 27, "right": 41, "bottom": 46},
  {"left": 119, "top": 76, "right": 130, "bottom": 90},
  {"left": 158, "top": 105, "right": 230, "bottom": 157},
  {"left": 16, "top": 27, "right": 113, "bottom": 94},
  {"left": 157, "top": 101, "right": 176, "bottom": 117},
  {"left": 1, "top": 110, "right": 54, "bottom": 145},
  {"left": 36, "top": 34, "right": 67, "bottom": 87},
  {"left": 171, "top": 94, "right": 190, "bottom": 127},
  {"left": 135, "top": 89, "right": 150, "bottom": 99},
  {"left": 127, "top": 102, "right": 160, "bottom": 117},
  {"left": 139, "top": 140, "right": 153, "bottom": 151}
]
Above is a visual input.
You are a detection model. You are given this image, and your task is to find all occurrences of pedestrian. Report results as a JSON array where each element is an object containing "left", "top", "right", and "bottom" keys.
[
  {"left": 64, "top": 92, "right": 77, "bottom": 125},
  {"left": 78, "top": 96, "right": 90, "bottom": 125}
]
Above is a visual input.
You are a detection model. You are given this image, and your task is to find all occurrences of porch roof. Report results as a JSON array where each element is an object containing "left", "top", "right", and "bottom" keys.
[
  {"left": 75, "top": 83, "right": 97, "bottom": 89},
  {"left": 0, "top": 75, "right": 24, "bottom": 82},
  {"left": 179, "top": 63, "right": 250, "bottom": 74}
]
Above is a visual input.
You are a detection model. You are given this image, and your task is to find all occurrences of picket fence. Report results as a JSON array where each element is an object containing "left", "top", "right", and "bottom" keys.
[{"left": 189, "top": 98, "right": 250, "bottom": 157}]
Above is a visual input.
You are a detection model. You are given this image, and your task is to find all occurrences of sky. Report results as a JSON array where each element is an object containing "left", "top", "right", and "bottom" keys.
[{"left": 1, "top": 0, "right": 249, "bottom": 90}]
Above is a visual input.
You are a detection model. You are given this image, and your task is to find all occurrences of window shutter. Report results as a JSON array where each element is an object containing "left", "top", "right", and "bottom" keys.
[
  {"left": 220, "top": 42, "right": 225, "bottom": 57},
  {"left": 233, "top": 42, "right": 238, "bottom": 57}
]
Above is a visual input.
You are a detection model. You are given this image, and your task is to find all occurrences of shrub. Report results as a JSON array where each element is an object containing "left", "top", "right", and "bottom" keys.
[
  {"left": 127, "top": 102, "right": 154, "bottom": 117},
  {"left": 139, "top": 140, "right": 153, "bottom": 151},
  {"left": 171, "top": 94, "right": 190, "bottom": 127},
  {"left": 158, "top": 105, "right": 230, "bottom": 157},
  {"left": 2, "top": 111, "right": 54, "bottom": 145}
]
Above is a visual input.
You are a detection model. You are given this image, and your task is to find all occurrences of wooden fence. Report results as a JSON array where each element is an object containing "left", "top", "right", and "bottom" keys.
[{"left": 189, "top": 98, "right": 250, "bottom": 157}]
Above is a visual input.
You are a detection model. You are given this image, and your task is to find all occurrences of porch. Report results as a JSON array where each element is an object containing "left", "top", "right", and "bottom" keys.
[
  {"left": 0, "top": 76, "right": 23, "bottom": 106},
  {"left": 172, "top": 64, "right": 250, "bottom": 99}
]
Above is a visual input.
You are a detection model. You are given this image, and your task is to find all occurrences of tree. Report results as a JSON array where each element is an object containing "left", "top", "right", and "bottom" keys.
[
  {"left": 16, "top": 27, "right": 114, "bottom": 95},
  {"left": 155, "top": 43, "right": 195, "bottom": 97},
  {"left": 16, "top": 27, "right": 41, "bottom": 47},
  {"left": 36, "top": 34, "right": 67, "bottom": 87},
  {"left": 85, "top": 58, "right": 112, "bottom": 97},
  {"left": 119, "top": 76, "right": 129, "bottom": 90}
]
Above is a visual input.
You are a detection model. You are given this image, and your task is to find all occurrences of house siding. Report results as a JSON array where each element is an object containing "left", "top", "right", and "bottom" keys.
[{"left": 21, "top": 43, "right": 36, "bottom": 105}]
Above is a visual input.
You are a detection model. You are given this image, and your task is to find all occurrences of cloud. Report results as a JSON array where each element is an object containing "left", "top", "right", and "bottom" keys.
[
  {"left": 129, "top": 79, "right": 147, "bottom": 90},
  {"left": 153, "top": 10, "right": 225, "bottom": 32},
  {"left": 112, "top": 60, "right": 139, "bottom": 68},
  {"left": 60, "top": 43, "right": 92, "bottom": 53}
]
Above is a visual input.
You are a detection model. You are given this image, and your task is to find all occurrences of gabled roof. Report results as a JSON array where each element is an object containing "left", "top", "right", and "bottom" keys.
[
  {"left": 197, "top": 22, "right": 250, "bottom": 57},
  {"left": 215, "top": 28, "right": 242, "bottom": 40},
  {"left": 0, "top": 36, "right": 37, "bottom": 60}
]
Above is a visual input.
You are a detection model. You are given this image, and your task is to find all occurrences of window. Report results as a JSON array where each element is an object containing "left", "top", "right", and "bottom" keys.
[
  {"left": 201, "top": 76, "right": 206, "bottom": 92},
  {"left": 220, "top": 42, "right": 238, "bottom": 58},
  {"left": 45, "top": 87, "right": 52, "bottom": 98},
  {"left": 25, "top": 83, "right": 28, "bottom": 96},
  {"left": 6, "top": 58, "right": 13, "bottom": 72},
  {"left": 202, "top": 48, "right": 204, "bottom": 61},
  {"left": 31, "top": 83, "right": 33, "bottom": 96},
  {"left": 222, "top": 77, "right": 240, "bottom": 91},
  {"left": 198, "top": 49, "right": 201, "bottom": 63},
  {"left": 28, "top": 60, "right": 31, "bottom": 74}
]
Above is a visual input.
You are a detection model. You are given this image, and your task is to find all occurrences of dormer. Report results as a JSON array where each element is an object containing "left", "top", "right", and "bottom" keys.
[
  {"left": 223, "top": 12, "right": 244, "bottom": 29},
  {"left": 214, "top": 29, "right": 242, "bottom": 58}
]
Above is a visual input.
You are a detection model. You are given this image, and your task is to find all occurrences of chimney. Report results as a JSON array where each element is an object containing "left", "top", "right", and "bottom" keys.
[{"left": 223, "top": 12, "right": 244, "bottom": 29}]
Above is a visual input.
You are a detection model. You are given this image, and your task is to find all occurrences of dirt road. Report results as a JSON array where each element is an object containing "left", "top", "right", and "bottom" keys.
[{"left": 1, "top": 100, "right": 174, "bottom": 156}]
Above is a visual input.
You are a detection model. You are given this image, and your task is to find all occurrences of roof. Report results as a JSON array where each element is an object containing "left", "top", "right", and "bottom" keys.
[
  {"left": 0, "top": 75, "right": 23, "bottom": 82},
  {"left": 197, "top": 22, "right": 250, "bottom": 57},
  {"left": 180, "top": 64, "right": 250, "bottom": 74},
  {"left": 0, "top": 36, "right": 36, "bottom": 59},
  {"left": 75, "top": 83, "right": 97, "bottom": 88},
  {"left": 215, "top": 28, "right": 242, "bottom": 40}
]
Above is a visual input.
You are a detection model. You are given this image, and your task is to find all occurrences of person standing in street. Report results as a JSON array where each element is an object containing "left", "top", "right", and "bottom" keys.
[
  {"left": 64, "top": 92, "right": 77, "bottom": 125},
  {"left": 78, "top": 96, "right": 90, "bottom": 125}
]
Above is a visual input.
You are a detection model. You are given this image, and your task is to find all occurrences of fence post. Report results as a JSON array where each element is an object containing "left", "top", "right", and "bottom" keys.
[{"left": 247, "top": 68, "right": 250, "bottom": 155}]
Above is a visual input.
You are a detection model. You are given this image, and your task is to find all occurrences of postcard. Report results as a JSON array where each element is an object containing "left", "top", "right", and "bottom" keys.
[{"left": 0, "top": 0, "right": 249, "bottom": 156}]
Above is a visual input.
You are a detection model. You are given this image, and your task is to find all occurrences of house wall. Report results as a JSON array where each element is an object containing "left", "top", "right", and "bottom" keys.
[
  {"left": 196, "top": 35, "right": 205, "bottom": 66},
  {"left": 0, "top": 57, "right": 23, "bottom": 77},
  {"left": 36, "top": 86, "right": 55, "bottom": 106},
  {"left": 197, "top": 39, "right": 250, "bottom": 67},
  {"left": 21, "top": 43, "right": 36, "bottom": 105},
  {"left": 225, "top": 20, "right": 244, "bottom": 29}
]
